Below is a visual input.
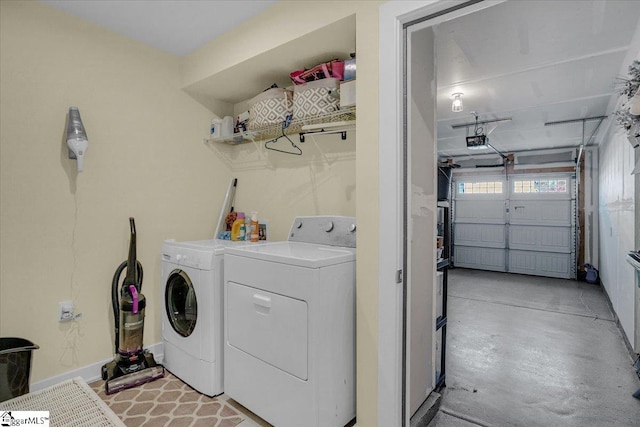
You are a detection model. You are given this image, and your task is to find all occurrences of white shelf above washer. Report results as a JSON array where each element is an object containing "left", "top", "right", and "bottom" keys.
[{"left": 203, "top": 106, "right": 356, "bottom": 147}]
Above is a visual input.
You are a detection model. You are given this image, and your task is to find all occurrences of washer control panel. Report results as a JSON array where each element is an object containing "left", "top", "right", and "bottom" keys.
[
  {"left": 161, "top": 240, "right": 216, "bottom": 270},
  {"left": 288, "top": 216, "right": 356, "bottom": 248}
]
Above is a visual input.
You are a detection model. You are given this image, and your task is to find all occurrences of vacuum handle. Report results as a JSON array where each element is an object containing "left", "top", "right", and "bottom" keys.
[{"left": 124, "top": 217, "right": 139, "bottom": 289}]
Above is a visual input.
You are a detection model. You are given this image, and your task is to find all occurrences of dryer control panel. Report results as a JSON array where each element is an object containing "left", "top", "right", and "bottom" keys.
[{"left": 288, "top": 216, "right": 356, "bottom": 248}]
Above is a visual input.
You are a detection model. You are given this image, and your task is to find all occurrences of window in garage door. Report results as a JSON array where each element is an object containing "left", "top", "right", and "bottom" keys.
[{"left": 453, "top": 174, "right": 576, "bottom": 279}]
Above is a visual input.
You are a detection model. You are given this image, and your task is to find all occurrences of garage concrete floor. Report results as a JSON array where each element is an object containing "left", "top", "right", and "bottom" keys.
[{"left": 428, "top": 269, "right": 640, "bottom": 427}]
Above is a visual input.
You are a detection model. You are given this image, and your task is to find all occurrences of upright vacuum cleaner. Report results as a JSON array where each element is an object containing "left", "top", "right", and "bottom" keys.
[{"left": 101, "top": 218, "right": 164, "bottom": 394}]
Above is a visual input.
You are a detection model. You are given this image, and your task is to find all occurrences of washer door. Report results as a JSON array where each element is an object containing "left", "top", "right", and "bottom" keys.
[{"left": 165, "top": 269, "right": 197, "bottom": 337}]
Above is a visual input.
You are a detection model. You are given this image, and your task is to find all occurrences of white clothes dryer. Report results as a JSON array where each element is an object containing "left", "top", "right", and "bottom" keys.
[
  {"left": 161, "top": 239, "right": 260, "bottom": 396},
  {"left": 223, "top": 216, "right": 356, "bottom": 427}
]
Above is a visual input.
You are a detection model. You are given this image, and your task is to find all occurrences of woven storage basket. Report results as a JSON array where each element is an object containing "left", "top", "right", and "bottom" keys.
[
  {"left": 293, "top": 78, "right": 340, "bottom": 120},
  {"left": 247, "top": 88, "right": 293, "bottom": 130}
]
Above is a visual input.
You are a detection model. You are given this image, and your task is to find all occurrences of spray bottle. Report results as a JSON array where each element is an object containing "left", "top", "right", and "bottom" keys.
[
  {"left": 231, "top": 212, "right": 246, "bottom": 241},
  {"left": 250, "top": 212, "right": 259, "bottom": 242}
]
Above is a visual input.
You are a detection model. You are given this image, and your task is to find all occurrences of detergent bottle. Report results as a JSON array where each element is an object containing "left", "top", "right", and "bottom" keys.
[
  {"left": 250, "top": 212, "right": 259, "bottom": 242},
  {"left": 231, "top": 212, "right": 246, "bottom": 241}
]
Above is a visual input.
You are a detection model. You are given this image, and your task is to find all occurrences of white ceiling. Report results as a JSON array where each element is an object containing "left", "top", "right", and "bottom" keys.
[
  {"left": 39, "top": 0, "right": 277, "bottom": 57},
  {"left": 436, "top": 0, "right": 640, "bottom": 158},
  {"left": 40, "top": 0, "right": 640, "bottom": 159}
]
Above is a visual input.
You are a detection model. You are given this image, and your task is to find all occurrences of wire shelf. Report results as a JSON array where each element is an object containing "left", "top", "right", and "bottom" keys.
[{"left": 204, "top": 106, "right": 356, "bottom": 146}]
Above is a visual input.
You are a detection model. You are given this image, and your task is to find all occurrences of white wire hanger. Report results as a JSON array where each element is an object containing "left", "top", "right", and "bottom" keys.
[{"left": 265, "top": 114, "right": 303, "bottom": 156}]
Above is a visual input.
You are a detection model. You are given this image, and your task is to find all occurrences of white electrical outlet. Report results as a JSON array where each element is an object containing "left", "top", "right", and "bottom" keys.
[{"left": 58, "top": 301, "right": 74, "bottom": 322}]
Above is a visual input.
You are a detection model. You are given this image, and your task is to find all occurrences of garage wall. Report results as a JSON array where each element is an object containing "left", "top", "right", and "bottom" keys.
[{"left": 599, "top": 121, "right": 637, "bottom": 350}]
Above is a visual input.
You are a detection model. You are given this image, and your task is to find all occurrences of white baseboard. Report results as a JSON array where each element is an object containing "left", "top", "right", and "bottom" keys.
[{"left": 31, "top": 342, "right": 163, "bottom": 392}]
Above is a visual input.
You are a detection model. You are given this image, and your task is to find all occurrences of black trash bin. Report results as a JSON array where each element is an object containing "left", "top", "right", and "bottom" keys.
[{"left": 0, "top": 337, "right": 39, "bottom": 402}]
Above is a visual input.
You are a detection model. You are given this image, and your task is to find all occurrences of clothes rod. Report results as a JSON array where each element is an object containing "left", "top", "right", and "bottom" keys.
[
  {"left": 299, "top": 128, "right": 350, "bottom": 143},
  {"left": 301, "top": 121, "right": 354, "bottom": 131}
]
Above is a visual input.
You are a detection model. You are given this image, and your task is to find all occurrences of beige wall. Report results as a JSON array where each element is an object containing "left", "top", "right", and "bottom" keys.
[
  {"left": 0, "top": 0, "right": 229, "bottom": 380},
  {"left": 1, "top": 0, "right": 381, "bottom": 425}
]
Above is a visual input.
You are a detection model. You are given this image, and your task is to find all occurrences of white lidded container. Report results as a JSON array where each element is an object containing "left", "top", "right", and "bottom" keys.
[
  {"left": 210, "top": 118, "right": 222, "bottom": 138},
  {"left": 221, "top": 116, "right": 234, "bottom": 137}
]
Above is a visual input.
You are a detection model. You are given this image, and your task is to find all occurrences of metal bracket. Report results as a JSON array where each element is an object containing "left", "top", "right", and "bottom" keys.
[{"left": 299, "top": 129, "right": 348, "bottom": 143}]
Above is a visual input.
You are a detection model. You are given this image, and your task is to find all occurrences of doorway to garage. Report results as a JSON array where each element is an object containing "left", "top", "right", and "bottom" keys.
[
  {"left": 421, "top": 0, "right": 640, "bottom": 424},
  {"left": 379, "top": 0, "right": 640, "bottom": 425}
]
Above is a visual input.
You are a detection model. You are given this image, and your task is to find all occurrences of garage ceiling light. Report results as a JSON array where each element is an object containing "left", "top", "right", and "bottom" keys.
[{"left": 451, "top": 93, "right": 464, "bottom": 112}]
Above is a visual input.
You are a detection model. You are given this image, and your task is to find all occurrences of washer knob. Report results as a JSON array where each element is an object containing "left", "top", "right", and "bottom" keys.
[
  {"left": 296, "top": 220, "right": 303, "bottom": 229},
  {"left": 325, "top": 221, "right": 334, "bottom": 232},
  {"left": 176, "top": 254, "right": 186, "bottom": 261},
  {"left": 349, "top": 223, "right": 357, "bottom": 232}
]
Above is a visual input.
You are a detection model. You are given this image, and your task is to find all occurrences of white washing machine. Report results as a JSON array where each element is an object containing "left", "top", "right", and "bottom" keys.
[
  {"left": 161, "top": 239, "right": 260, "bottom": 396},
  {"left": 224, "top": 216, "right": 356, "bottom": 427}
]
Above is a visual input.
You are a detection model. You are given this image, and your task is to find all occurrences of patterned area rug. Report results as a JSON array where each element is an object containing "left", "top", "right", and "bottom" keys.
[
  {"left": 1, "top": 377, "right": 126, "bottom": 427},
  {"left": 90, "top": 371, "right": 244, "bottom": 427}
]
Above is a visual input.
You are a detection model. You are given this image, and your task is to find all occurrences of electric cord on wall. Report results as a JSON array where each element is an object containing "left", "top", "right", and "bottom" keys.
[
  {"left": 61, "top": 191, "right": 83, "bottom": 368},
  {"left": 70, "top": 191, "right": 79, "bottom": 302}
]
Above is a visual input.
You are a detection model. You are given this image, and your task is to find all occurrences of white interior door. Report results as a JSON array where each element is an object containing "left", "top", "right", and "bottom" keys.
[{"left": 406, "top": 22, "right": 437, "bottom": 418}]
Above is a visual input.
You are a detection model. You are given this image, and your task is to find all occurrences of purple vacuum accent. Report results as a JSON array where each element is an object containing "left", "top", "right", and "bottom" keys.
[
  {"left": 129, "top": 285, "right": 139, "bottom": 314},
  {"left": 119, "top": 349, "right": 140, "bottom": 357}
]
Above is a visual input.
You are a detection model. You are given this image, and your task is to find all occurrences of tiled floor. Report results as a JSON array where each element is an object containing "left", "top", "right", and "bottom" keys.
[{"left": 216, "top": 395, "right": 273, "bottom": 427}]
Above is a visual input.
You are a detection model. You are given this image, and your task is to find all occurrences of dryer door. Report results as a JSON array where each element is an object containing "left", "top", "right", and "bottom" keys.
[
  {"left": 227, "top": 282, "right": 308, "bottom": 380},
  {"left": 165, "top": 269, "right": 198, "bottom": 337}
]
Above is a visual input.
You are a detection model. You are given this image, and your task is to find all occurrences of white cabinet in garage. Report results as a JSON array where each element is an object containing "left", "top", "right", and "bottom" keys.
[{"left": 452, "top": 174, "right": 576, "bottom": 279}]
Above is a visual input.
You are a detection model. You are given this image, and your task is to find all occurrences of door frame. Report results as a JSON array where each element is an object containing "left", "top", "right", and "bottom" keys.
[{"left": 378, "top": 1, "right": 505, "bottom": 425}]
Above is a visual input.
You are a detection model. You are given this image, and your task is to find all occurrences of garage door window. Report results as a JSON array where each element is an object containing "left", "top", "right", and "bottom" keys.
[
  {"left": 513, "top": 179, "right": 567, "bottom": 193},
  {"left": 457, "top": 181, "right": 503, "bottom": 194}
]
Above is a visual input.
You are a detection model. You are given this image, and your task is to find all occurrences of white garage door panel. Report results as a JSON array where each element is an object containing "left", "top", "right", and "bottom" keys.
[
  {"left": 453, "top": 174, "right": 575, "bottom": 279},
  {"left": 454, "top": 223, "right": 506, "bottom": 248},
  {"left": 510, "top": 200, "right": 571, "bottom": 226},
  {"left": 455, "top": 200, "right": 506, "bottom": 224},
  {"left": 509, "top": 225, "right": 571, "bottom": 253},
  {"left": 509, "top": 250, "right": 572, "bottom": 279},
  {"left": 454, "top": 246, "right": 506, "bottom": 272}
]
